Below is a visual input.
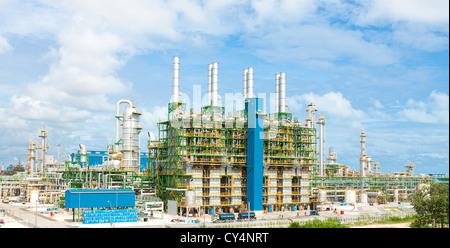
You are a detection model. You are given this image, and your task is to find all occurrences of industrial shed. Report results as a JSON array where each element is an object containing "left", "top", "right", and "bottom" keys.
[{"left": 65, "top": 189, "right": 135, "bottom": 209}]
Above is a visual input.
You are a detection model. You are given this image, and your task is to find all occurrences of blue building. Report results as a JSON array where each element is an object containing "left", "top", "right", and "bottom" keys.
[
  {"left": 65, "top": 189, "right": 136, "bottom": 209},
  {"left": 70, "top": 150, "right": 149, "bottom": 171}
]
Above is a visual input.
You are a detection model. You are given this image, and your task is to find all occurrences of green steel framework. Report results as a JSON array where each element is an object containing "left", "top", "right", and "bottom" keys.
[{"left": 156, "top": 101, "right": 318, "bottom": 212}]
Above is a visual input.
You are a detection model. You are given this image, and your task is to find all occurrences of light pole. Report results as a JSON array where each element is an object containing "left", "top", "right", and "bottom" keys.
[
  {"left": 248, "top": 201, "right": 250, "bottom": 228},
  {"left": 107, "top": 201, "right": 112, "bottom": 227},
  {"left": 34, "top": 200, "right": 38, "bottom": 228}
]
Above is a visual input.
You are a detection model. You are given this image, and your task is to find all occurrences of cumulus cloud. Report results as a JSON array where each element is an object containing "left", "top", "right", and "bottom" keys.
[
  {"left": 398, "top": 91, "right": 449, "bottom": 124},
  {"left": 0, "top": 34, "right": 12, "bottom": 53},
  {"left": 354, "top": 0, "right": 449, "bottom": 26},
  {"left": 288, "top": 91, "right": 365, "bottom": 120},
  {"left": 354, "top": 0, "right": 449, "bottom": 51}
]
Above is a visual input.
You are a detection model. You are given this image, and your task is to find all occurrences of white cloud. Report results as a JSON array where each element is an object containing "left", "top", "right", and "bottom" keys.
[
  {"left": 0, "top": 35, "right": 12, "bottom": 53},
  {"left": 246, "top": 0, "right": 317, "bottom": 29},
  {"left": 0, "top": 107, "right": 27, "bottom": 129},
  {"left": 419, "top": 153, "right": 448, "bottom": 159},
  {"left": 355, "top": 0, "right": 449, "bottom": 26},
  {"left": 353, "top": 0, "right": 449, "bottom": 51},
  {"left": 392, "top": 23, "right": 449, "bottom": 51},
  {"left": 8, "top": 95, "right": 92, "bottom": 123},
  {"left": 288, "top": 91, "right": 365, "bottom": 120},
  {"left": 373, "top": 99, "right": 384, "bottom": 109},
  {"left": 398, "top": 91, "right": 449, "bottom": 124},
  {"left": 140, "top": 105, "right": 168, "bottom": 136}
]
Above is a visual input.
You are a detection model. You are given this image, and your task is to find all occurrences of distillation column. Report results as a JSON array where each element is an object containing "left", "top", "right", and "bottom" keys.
[
  {"left": 38, "top": 129, "right": 48, "bottom": 176},
  {"left": 317, "top": 116, "right": 326, "bottom": 177},
  {"left": 27, "top": 142, "right": 38, "bottom": 176},
  {"left": 359, "top": 131, "right": 367, "bottom": 176},
  {"left": 122, "top": 104, "right": 143, "bottom": 171},
  {"left": 306, "top": 103, "right": 317, "bottom": 128}
]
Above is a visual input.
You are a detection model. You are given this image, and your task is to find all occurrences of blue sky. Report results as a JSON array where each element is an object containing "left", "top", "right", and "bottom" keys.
[{"left": 0, "top": 0, "right": 448, "bottom": 175}]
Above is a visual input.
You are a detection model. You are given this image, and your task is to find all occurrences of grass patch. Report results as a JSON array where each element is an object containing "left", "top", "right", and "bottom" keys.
[
  {"left": 351, "top": 215, "right": 417, "bottom": 227},
  {"left": 288, "top": 218, "right": 349, "bottom": 228}
]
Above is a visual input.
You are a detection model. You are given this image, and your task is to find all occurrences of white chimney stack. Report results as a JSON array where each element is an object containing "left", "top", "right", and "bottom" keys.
[
  {"left": 173, "top": 56, "right": 180, "bottom": 103},
  {"left": 247, "top": 67, "right": 254, "bottom": 98},
  {"left": 275, "top": 73, "right": 280, "bottom": 113},
  {"left": 208, "top": 63, "right": 212, "bottom": 106},
  {"left": 279, "top": 72, "right": 286, "bottom": 113},
  {"left": 211, "top": 62, "right": 219, "bottom": 106},
  {"left": 243, "top": 68, "right": 248, "bottom": 101}
]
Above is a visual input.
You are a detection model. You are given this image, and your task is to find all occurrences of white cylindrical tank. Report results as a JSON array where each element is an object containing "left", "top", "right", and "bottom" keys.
[
  {"left": 394, "top": 189, "right": 399, "bottom": 203},
  {"left": 30, "top": 189, "right": 39, "bottom": 203},
  {"left": 359, "top": 192, "right": 368, "bottom": 203},
  {"left": 79, "top": 144, "right": 87, "bottom": 163},
  {"left": 185, "top": 190, "right": 196, "bottom": 205},
  {"left": 318, "top": 189, "right": 327, "bottom": 203},
  {"left": 122, "top": 106, "right": 142, "bottom": 170},
  {"left": 344, "top": 190, "right": 356, "bottom": 204}
]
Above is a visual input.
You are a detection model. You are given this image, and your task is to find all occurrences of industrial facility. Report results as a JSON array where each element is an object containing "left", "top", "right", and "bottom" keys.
[{"left": 1, "top": 56, "right": 448, "bottom": 225}]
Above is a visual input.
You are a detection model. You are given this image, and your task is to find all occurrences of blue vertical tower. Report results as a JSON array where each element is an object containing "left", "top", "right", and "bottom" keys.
[{"left": 245, "top": 97, "right": 264, "bottom": 211}]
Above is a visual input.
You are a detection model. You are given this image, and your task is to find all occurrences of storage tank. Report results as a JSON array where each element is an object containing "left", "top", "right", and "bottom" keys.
[
  {"left": 359, "top": 192, "right": 368, "bottom": 204},
  {"left": 30, "top": 189, "right": 39, "bottom": 203},
  {"left": 318, "top": 189, "right": 327, "bottom": 203},
  {"left": 122, "top": 106, "right": 142, "bottom": 170},
  {"left": 79, "top": 144, "right": 87, "bottom": 164},
  {"left": 185, "top": 190, "right": 196, "bottom": 205},
  {"left": 344, "top": 190, "right": 356, "bottom": 204}
]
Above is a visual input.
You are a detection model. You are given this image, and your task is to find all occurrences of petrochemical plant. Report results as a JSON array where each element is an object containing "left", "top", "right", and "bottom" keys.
[{"left": 1, "top": 56, "right": 448, "bottom": 225}]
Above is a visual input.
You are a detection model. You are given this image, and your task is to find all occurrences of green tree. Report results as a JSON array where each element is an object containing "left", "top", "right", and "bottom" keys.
[{"left": 411, "top": 183, "right": 449, "bottom": 228}]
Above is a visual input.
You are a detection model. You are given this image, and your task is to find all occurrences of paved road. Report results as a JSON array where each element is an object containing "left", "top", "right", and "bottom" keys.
[{"left": 0, "top": 202, "right": 75, "bottom": 228}]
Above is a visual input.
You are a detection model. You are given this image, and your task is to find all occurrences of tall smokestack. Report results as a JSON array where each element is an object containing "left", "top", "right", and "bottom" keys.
[
  {"left": 275, "top": 73, "right": 280, "bottom": 113},
  {"left": 243, "top": 68, "right": 248, "bottom": 101},
  {"left": 211, "top": 62, "right": 219, "bottom": 106},
  {"left": 208, "top": 63, "right": 212, "bottom": 106},
  {"left": 173, "top": 56, "right": 180, "bottom": 103},
  {"left": 247, "top": 67, "right": 254, "bottom": 98},
  {"left": 279, "top": 72, "right": 286, "bottom": 113}
]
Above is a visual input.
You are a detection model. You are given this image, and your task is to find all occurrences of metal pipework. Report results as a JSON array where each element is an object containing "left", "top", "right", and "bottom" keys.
[
  {"left": 247, "top": 67, "right": 254, "bottom": 98},
  {"left": 279, "top": 72, "right": 286, "bottom": 113},
  {"left": 173, "top": 56, "right": 180, "bottom": 103},
  {"left": 211, "top": 62, "right": 219, "bottom": 106},
  {"left": 115, "top": 100, "right": 133, "bottom": 152},
  {"left": 208, "top": 63, "right": 212, "bottom": 106}
]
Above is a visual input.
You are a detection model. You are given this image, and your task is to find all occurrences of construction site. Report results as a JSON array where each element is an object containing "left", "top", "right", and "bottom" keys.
[{"left": 1, "top": 56, "right": 448, "bottom": 227}]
